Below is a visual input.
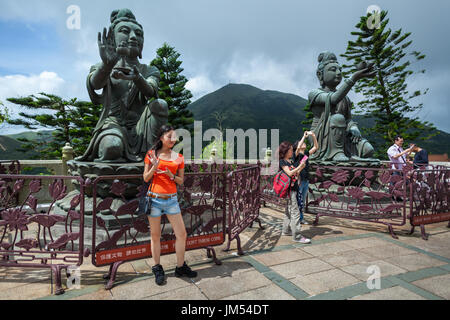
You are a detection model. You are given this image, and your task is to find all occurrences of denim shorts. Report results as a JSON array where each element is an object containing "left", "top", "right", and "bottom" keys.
[{"left": 146, "top": 193, "right": 181, "bottom": 218}]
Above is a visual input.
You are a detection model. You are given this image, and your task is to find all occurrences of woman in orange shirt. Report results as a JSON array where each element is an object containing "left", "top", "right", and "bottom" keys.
[{"left": 143, "top": 125, "right": 197, "bottom": 285}]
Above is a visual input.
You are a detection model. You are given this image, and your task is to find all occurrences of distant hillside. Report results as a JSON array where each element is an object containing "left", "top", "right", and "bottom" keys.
[
  {"left": 188, "top": 83, "right": 308, "bottom": 146},
  {"left": 188, "top": 83, "right": 450, "bottom": 157},
  {"left": 0, "top": 135, "right": 38, "bottom": 160},
  {"left": 0, "top": 130, "right": 53, "bottom": 160},
  {"left": 6, "top": 130, "right": 53, "bottom": 142}
]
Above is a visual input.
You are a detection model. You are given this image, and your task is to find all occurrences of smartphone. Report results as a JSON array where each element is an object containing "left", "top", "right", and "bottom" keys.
[{"left": 301, "top": 155, "right": 309, "bottom": 163}]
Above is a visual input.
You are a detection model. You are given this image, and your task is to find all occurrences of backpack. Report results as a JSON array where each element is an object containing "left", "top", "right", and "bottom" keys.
[{"left": 273, "top": 170, "right": 291, "bottom": 198}]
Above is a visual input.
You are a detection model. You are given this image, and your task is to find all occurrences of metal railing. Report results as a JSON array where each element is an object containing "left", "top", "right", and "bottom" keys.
[{"left": 0, "top": 174, "right": 87, "bottom": 295}]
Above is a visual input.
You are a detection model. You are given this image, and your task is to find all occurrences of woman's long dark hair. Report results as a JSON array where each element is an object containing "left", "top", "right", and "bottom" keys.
[
  {"left": 151, "top": 124, "right": 175, "bottom": 152},
  {"left": 278, "top": 141, "right": 293, "bottom": 160}
]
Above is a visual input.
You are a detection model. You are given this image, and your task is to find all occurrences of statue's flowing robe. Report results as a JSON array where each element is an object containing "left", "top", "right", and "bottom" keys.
[
  {"left": 77, "top": 63, "right": 166, "bottom": 162},
  {"left": 308, "top": 88, "right": 360, "bottom": 161}
]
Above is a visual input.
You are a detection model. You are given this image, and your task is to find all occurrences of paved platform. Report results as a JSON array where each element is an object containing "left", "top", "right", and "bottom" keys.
[{"left": 1, "top": 207, "right": 449, "bottom": 300}]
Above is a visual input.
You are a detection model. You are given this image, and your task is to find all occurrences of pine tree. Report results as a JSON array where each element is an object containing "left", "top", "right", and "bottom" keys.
[
  {"left": 150, "top": 43, "right": 194, "bottom": 131},
  {"left": 341, "top": 10, "right": 436, "bottom": 159},
  {"left": 6, "top": 93, "right": 101, "bottom": 159},
  {"left": 0, "top": 101, "right": 9, "bottom": 124},
  {"left": 301, "top": 102, "right": 313, "bottom": 133}
]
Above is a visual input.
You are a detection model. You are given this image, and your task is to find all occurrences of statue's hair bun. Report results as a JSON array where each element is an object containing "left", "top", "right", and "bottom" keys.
[
  {"left": 318, "top": 52, "right": 325, "bottom": 63},
  {"left": 110, "top": 10, "right": 119, "bottom": 23},
  {"left": 110, "top": 9, "right": 136, "bottom": 24}
]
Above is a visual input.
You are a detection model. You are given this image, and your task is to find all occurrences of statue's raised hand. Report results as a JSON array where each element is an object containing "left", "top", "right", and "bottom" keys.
[
  {"left": 352, "top": 62, "right": 377, "bottom": 82},
  {"left": 98, "top": 28, "right": 120, "bottom": 68}
]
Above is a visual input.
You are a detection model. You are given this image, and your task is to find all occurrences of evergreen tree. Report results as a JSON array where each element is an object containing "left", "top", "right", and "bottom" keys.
[
  {"left": 301, "top": 102, "right": 313, "bottom": 133},
  {"left": 150, "top": 43, "right": 194, "bottom": 130},
  {"left": 6, "top": 93, "right": 101, "bottom": 159},
  {"left": 0, "top": 101, "right": 9, "bottom": 125},
  {"left": 341, "top": 10, "right": 436, "bottom": 158}
]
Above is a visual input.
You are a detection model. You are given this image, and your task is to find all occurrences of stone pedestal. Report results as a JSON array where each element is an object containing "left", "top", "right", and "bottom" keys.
[{"left": 67, "top": 160, "right": 144, "bottom": 198}]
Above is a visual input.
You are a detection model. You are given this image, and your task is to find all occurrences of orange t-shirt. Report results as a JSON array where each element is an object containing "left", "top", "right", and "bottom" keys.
[{"left": 144, "top": 150, "right": 185, "bottom": 194}]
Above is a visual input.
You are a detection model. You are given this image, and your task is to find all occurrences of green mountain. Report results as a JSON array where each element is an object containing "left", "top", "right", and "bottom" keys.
[
  {"left": 0, "top": 130, "right": 53, "bottom": 160},
  {"left": 6, "top": 130, "right": 53, "bottom": 142},
  {"left": 188, "top": 83, "right": 308, "bottom": 146},
  {"left": 188, "top": 83, "right": 450, "bottom": 157},
  {"left": 0, "top": 135, "right": 37, "bottom": 160}
]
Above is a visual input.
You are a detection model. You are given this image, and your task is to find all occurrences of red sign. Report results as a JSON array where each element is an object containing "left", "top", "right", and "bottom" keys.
[
  {"left": 411, "top": 212, "right": 450, "bottom": 226},
  {"left": 95, "top": 233, "right": 224, "bottom": 266}
]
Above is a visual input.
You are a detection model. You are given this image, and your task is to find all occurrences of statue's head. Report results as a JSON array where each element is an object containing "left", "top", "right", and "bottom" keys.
[
  {"left": 109, "top": 9, "right": 144, "bottom": 59},
  {"left": 316, "top": 51, "right": 342, "bottom": 89}
]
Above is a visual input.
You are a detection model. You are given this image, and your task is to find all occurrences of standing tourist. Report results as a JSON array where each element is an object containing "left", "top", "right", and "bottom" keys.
[
  {"left": 292, "top": 131, "right": 319, "bottom": 224},
  {"left": 278, "top": 141, "right": 311, "bottom": 244},
  {"left": 387, "top": 135, "right": 414, "bottom": 170},
  {"left": 411, "top": 144, "right": 429, "bottom": 169},
  {"left": 143, "top": 125, "right": 197, "bottom": 285}
]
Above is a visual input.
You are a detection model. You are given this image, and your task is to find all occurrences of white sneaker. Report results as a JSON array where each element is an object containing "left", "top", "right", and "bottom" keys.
[
  {"left": 294, "top": 237, "right": 311, "bottom": 244},
  {"left": 281, "top": 231, "right": 292, "bottom": 236},
  {"left": 300, "top": 220, "right": 309, "bottom": 225}
]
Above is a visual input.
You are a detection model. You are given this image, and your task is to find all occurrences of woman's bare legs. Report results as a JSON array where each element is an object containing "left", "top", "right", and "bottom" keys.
[
  {"left": 148, "top": 216, "right": 162, "bottom": 265},
  {"left": 166, "top": 213, "right": 187, "bottom": 267}
]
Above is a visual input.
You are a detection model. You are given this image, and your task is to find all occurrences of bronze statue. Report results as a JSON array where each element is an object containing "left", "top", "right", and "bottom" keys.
[
  {"left": 77, "top": 8, "right": 168, "bottom": 163},
  {"left": 308, "top": 51, "right": 377, "bottom": 162}
]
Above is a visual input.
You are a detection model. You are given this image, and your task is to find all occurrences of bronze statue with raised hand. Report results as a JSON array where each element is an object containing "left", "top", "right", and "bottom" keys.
[
  {"left": 77, "top": 8, "right": 168, "bottom": 163},
  {"left": 307, "top": 51, "right": 377, "bottom": 162}
]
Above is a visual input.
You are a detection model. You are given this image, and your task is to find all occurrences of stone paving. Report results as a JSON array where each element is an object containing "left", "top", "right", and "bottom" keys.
[{"left": 1, "top": 207, "right": 449, "bottom": 300}]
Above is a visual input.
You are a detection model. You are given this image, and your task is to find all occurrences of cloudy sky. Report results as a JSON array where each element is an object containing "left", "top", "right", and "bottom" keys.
[{"left": 0, "top": 0, "right": 449, "bottom": 134}]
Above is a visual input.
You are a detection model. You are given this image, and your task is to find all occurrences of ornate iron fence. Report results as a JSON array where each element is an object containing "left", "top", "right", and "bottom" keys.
[
  {"left": 225, "top": 165, "right": 262, "bottom": 255},
  {"left": 307, "top": 165, "right": 408, "bottom": 239},
  {"left": 408, "top": 167, "right": 450, "bottom": 240},
  {"left": 0, "top": 174, "right": 87, "bottom": 295}
]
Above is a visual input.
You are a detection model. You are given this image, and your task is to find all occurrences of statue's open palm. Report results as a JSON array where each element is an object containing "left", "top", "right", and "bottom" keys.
[
  {"left": 353, "top": 62, "right": 377, "bottom": 81},
  {"left": 98, "top": 28, "right": 120, "bottom": 67}
]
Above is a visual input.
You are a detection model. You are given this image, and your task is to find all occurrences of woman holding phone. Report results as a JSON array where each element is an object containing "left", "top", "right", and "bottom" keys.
[
  {"left": 278, "top": 141, "right": 311, "bottom": 244},
  {"left": 292, "top": 131, "right": 319, "bottom": 224},
  {"left": 143, "top": 125, "right": 197, "bottom": 286}
]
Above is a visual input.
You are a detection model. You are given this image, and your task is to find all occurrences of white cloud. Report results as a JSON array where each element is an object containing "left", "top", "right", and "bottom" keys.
[
  {"left": 0, "top": 71, "right": 65, "bottom": 101},
  {"left": 0, "top": 71, "right": 66, "bottom": 134},
  {"left": 186, "top": 74, "right": 219, "bottom": 100},
  {"left": 222, "top": 49, "right": 318, "bottom": 98}
]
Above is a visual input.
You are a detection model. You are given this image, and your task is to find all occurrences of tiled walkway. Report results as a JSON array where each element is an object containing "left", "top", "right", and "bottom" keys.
[{"left": 1, "top": 207, "right": 449, "bottom": 300}]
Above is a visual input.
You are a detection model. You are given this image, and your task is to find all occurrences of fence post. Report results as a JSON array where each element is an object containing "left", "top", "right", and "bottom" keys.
[
  {"left": 265, "top": 147, "right": 272, "bottom": 162},
  {"left": 62, "top": 143, "right": 74, "bottom": 175},
  {"left": 210, "top": 146, "right": 217, "bottom": 161}
]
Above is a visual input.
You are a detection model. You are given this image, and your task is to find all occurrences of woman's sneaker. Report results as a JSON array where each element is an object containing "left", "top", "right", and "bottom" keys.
[
  {"left": 294, "top": 236, "right": 311, "bottom": 244},
  {"left": 152, "top": 264, "right": 166, "bottom": 285},
  {"left": 175, "top": 262, "right": 198, "bottom": 278},
  {"left": 300, "top": 219, "right": 309, "bottom": 225}
]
